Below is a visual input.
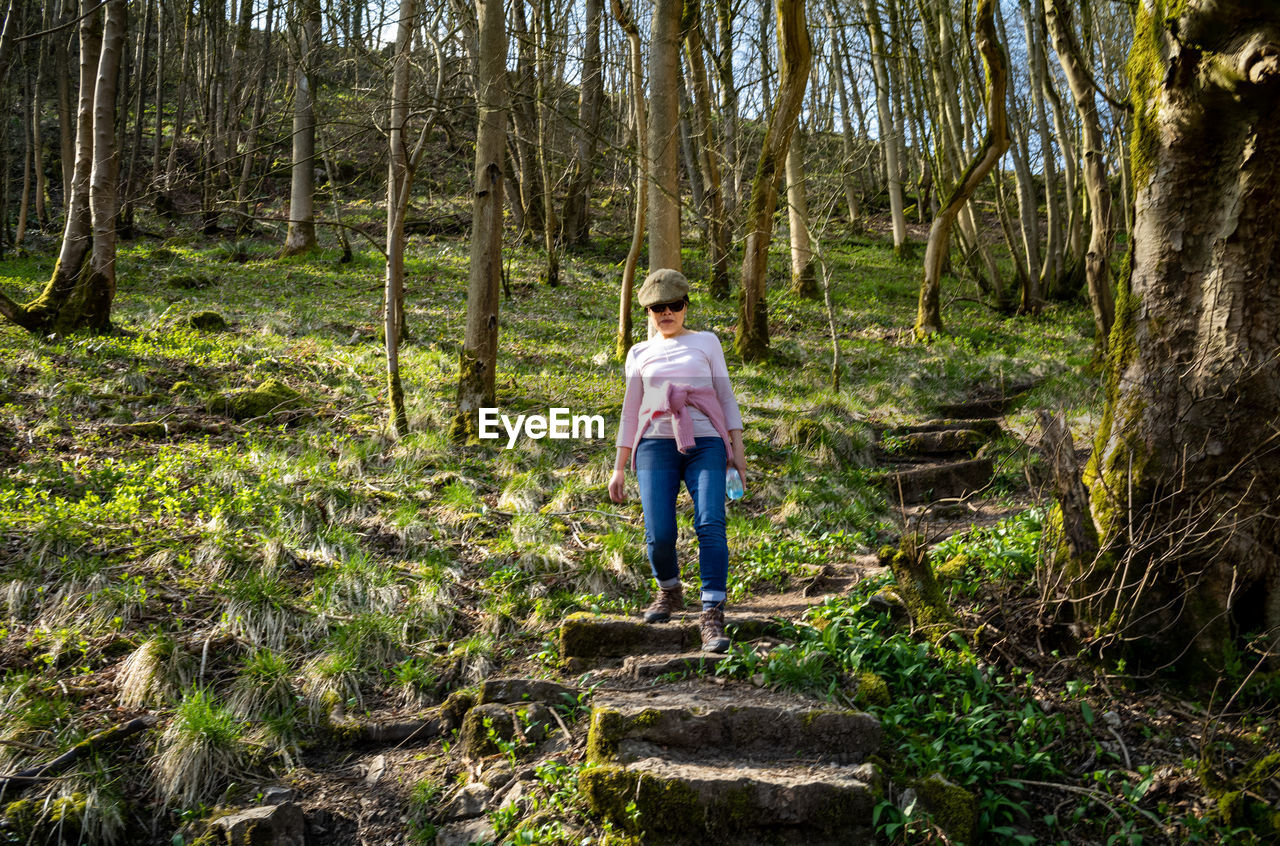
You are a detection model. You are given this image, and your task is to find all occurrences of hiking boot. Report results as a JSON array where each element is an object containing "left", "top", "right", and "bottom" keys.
[
  {"left": 700, "top": 607, "right": 730, "bottom": 653},
  {"left": 643, "top": 584, "right": 684, "bottom": 623}
]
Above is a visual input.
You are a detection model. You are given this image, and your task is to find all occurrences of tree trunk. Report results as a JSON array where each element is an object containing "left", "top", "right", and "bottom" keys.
[
  {"left": 736, "top": 0, "right": 811, "bottom": 362},
  {"left": 785, "top": 127, "right": 816, "bottom": 297},
  {"left": 453, "top": 0, "right": 508, "bottom": 441},
  {"left": 384, "top": 0, "right": 415, "bottom": 437},
  {"left": 862, "top": 0, "right": 907, "bottom": 256},
  {"left": 1045, "top": 0, "right": 1114, "bottom": 345},
  {"left": 648, "top": 0, "right": 682, "bottom": 272},
  {"left": 914, "top": 0, "right": 1009, "bottom": 339},
  {"left": 612, "top": 0, "right": 646, "bottom": 358},
  {"left": 281, "top": 0, "right": 320, "bottom": 256},
  {"left": 0, "top": 0, "right": 104, "bottom": 333},
  {"left": 531, "top": 0, "right": 560, "bottom": 285},
  {"left": 683, "top": 4, "right": 729, "bottom": 299},
  {"left": 80, "top": 0, "right": 126, "bottom": 328},
  {"left": 827, "top": 5, "right": 859, "bottom": 225},
  {"left": 714, "top": 0, "right": 739, "bottom": 222},
  {"left": 1072, "top": 0, "right": 1280, "bottom": 676},
  {"left": 560, "top": 0, "right": 602, "bottom": 246}
]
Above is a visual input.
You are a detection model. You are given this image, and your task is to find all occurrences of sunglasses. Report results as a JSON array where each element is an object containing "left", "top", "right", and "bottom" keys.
[{"left": 647, "top": 300, "right": 687, "bottom": 314}]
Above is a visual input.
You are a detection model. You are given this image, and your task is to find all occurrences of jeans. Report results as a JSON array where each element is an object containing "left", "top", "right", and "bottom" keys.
[{"left": 635, "top": 436, "right": 728, "bottom": 608}]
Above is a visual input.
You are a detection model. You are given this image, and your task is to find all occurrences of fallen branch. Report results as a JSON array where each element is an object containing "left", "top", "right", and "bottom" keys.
[{"left": 0, "top": 715, "right": 156, "bottom": 801}]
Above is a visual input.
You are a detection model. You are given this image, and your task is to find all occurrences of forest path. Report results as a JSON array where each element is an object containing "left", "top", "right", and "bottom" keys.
[{"left": 538, "top": 384, "right": 1031, "bottom": 843}]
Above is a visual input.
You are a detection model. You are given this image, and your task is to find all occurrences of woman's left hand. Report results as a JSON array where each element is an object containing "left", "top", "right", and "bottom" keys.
[{"left": 730, "top": 451, "right": 747, "bottom": 483}]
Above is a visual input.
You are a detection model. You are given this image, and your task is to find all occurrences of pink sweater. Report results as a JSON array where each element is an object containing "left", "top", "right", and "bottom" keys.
[{"left": 615, "top": 331, "right": 744, "bottom": 470}]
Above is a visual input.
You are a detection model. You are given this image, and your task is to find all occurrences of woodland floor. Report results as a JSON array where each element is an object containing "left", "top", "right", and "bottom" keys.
[{"left": 0, "top": 209, "right": 1276, "bottom": 845}]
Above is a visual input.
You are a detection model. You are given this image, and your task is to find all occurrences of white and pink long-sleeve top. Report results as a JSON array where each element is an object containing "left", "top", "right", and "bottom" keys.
[{"left": 615, "top": 330, "right": 744, "bottom": 469}]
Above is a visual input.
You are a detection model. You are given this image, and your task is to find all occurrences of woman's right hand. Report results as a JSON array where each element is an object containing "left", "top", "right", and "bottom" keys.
[{"left": 608, "top": 468, "right": 627, "bottom": 503}]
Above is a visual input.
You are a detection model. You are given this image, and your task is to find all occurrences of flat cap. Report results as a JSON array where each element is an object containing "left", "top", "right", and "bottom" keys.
[{"left": 637, "top": 268, "right": 690, "bottom": 307}]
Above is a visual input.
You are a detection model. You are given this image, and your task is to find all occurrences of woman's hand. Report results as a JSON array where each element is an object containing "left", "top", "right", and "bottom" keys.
[
  {"left": 728, "top": 430, "right": 747, "bottom": 484},
  {"left": 608, "top": 468, "right": 628, "bottom": 503}
]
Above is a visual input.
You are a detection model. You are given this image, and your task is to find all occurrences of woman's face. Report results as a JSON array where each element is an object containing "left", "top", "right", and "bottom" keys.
[{"left": 648, "top": 300, "right": 687, "bottom": 338}]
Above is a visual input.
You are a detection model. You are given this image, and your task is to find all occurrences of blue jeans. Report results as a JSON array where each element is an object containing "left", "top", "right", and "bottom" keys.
[{"left": 635, "top": 436, "right": 728, "bottom": 609}]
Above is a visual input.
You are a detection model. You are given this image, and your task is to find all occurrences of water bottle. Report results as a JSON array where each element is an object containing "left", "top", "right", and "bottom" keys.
[{"left": 726, "top": 467, "right": 745, "bottom": 501}]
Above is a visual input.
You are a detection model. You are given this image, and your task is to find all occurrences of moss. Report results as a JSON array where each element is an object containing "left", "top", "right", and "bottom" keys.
[
  {"left": 883, "top": 537, "right": 955, "bottom": 640},
  {"left": 188, "top": 311, "right": 228, "bottom": 331},
  {"left": 586, "top": 707, "right": 632, "bottom": 764},
  {"left": 854, "top": 671, "right": 891, "bottom": 708},
  {"left": 915, "top": 773, "right": 976, "bottom": 844},
  {"left": 580, "top": 765, "right": 702, "bottom": 834},
  {"left": 207, "top": 378, "right": 304, "bottom": 420},
  {"left": 558, "top": 612, "right": 630, "bottom": 662},
  {"left": 439, "top": 690, "right": 476, "bottom": 733},
  {"left": 934, "top": 554, "right": 972, "bottom": 584},
  {"left": 171, "top": 380, "right": 199, "bottom": 396},
  {"left": 3, "top": 793, "right": 86, "bottom": 838}
]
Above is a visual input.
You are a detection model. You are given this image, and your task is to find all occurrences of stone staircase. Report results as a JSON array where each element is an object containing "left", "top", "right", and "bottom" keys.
[
  {"left": 560, "top": 615, "right": 881, "bottom": 844},
  {"left": 875, "top": 383, "right": 1033, "bottom": 506}
]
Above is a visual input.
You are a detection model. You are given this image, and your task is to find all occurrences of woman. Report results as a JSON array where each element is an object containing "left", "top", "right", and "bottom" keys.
[{"left": 608, "top": 269, "right": 747, "bottom": 653}]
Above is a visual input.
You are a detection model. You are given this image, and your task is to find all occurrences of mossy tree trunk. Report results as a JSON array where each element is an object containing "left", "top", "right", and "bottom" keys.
[
  {"left": 914, "top": 0, "right": 1010, "bottom": 339},
  {"left": 1072, "top": 0, "right": 1280, "bottom": 675},
  {"left": 453, "top": 0, "right": 508, "bottom": 441},
  {"left": 735, "top": 0, "right": 811, "bottom": 363},
  {"left": 612, "top": 0, "right": 645, "bottom": 360},
  {"left": 383, "top": 0, "right": 415, "bottom": 438},
  {"left": 0, "top": 0, "right": 122, "bottom": 335},
  {"left": 1044, "top": 0, "right": 1115, "bottom": 352}
]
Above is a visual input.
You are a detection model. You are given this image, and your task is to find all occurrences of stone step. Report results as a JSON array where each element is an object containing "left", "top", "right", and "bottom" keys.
[
  {"left": 878, "top": 457, "right": 994, "bottom": 505},
  {"left": 580, "top": 755, "right": 876, "bottom": 845},
  {"left": 622, "top": 652, "right": 727, "bottom": 679},
  {"left": 879, "top": 427, "right": 990, "bottom": 459},
  {"left": 935, "top": 381, "right": 1038, "bottom": 419},
  {"left": 559, "top": 612, "right": 783, "bottom": 670},
  {"left": 587, "top": 683, "right": 881, "bottom": 763},
  {"left": 884, "top": 417, "right": 1002, "bottom": 437}
]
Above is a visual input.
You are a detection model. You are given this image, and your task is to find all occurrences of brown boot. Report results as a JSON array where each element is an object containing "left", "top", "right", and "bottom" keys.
[
  {"left": 643, "top": 584, "right": 684, "bottom": 623},
  {"left": 700, "top": 607, "right": 730, "bottom": 653}
]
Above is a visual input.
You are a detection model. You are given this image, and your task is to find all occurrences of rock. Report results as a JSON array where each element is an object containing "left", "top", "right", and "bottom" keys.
[
  {"left": 459, "top": 702, "right": 516, "bottom": 759},
  {"left": 892, "top": 429, "right": 989, "bottom": 457},
  {"left": 206, "top": 802, "right": 306, "bottom": 846},
  {"left": 480, "top": 762, "right": 514, "bottom": 790},
  {"left": 560, "top": 612, "right": 782, "bottom": 666},
  {"left": 1103, "top": 710, "right": 1122, "bottom": 730},
  {"left": 516, "top": 702, "right": 555, "bottom": 744},
  {"left": 878, "top": 457, "right": 994, "bottom": 505},
  {"left": 480, "top": 678, "right": 578, "bottom": 707},
  {"left": 914, "top": 773, "right": 976, "bottom": 844},
  {"left": 189, "top": 310, "right": 229, "bottom": 331},
  {"left": 439, "top": 783, "right": 493, "bottom": 821},
  {"left": 853, "top": 671, "right": 890, "bottom": 708},
  {"left": 434, "top": 818, "right": 496, "bottom": 846},
  {"left": 364, "top": 754, "right": 386, "bottom": 785},
  {"left": 207, "top": 378, "right": 305, "bottom": 420},
  {"left": 498, "top": 779, "right": 534, "bottom": 811},
  {"left": 587, "top": 685, "right": 880, "bottom": 764},
  {"left": 260, "top": 786, "right": 296, "bottom": 806},
  {"left": 439, "top": 690, "right": 475, "bottom": 733},
  {"left": 581, "top": 760, "right": 874, "bottom": 843}
]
